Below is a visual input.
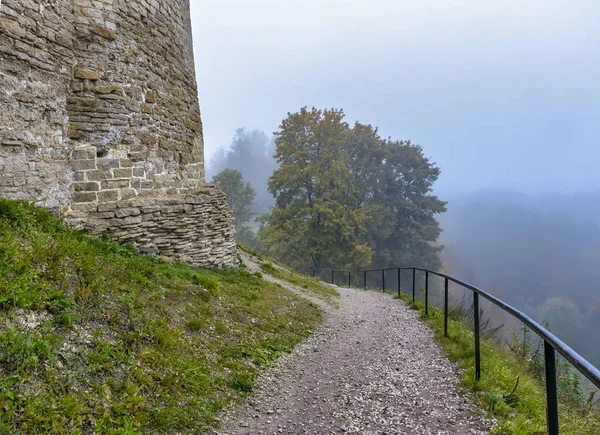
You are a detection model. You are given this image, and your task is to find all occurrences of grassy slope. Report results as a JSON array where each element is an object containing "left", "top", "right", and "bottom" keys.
[
  {"left": 396, "top": 293, "right": 600, "bottom": 435},
  {"left": 237, "top": 245, "right": 339, "bottom": 306},
  {"left": 258, "top": 262, "right": 339, "bottom": 306},
  {"left": 0, "top": 200, "right": 323, "bottom": 434}
]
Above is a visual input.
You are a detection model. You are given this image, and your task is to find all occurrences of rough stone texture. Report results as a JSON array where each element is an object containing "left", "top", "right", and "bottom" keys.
[
  {"left": 67, "top": 183, "right": 237, "bottom": 268},
  {"left": 0, "top": 0, "right": 236, "bottom": 267}
]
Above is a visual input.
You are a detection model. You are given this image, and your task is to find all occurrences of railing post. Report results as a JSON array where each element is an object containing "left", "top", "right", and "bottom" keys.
[
  {"left": 474, "top": 292, "right": 481, "bottom": 380},
  {"left": 397, "top": 268, "right": 401, "bottom": 298},
  {"left": 425, "top": 270, "right": 429, "bottom": 315},
  {"left": 444, "top": 277, "right": 449, "bottom": 338},
  {"left": 544, "top": 341, "right": 559, "bottom": 435},
  {"left": 364, "top": 271, "right": 367, "bottom": 289},
  {"left": 312, "top": 269, "right": 315, "bottom": 278},
  {"left": 382, "top": 270, "right": 385, "bottom": 292},
  {"left": 348, "top": 272, "right": 351, "bottom": 287},
  {"left": 331, "top": 270, "right": 334, "bottom": 284},
  {"left": 412, "top": 268, "right": 416, "bottom": 303}
]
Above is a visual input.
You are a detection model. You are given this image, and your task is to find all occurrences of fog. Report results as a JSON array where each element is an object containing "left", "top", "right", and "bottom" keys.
[
  {"left": 205, "top": 128, "right": 276, "bottom": 215},
  {"left": 442, "top": 190, "right": 600, "bottom": 366},
  {"left": 190, "top": 1, "right": 600, "bottom": 365},
  {"left": 192, "top": 0, "right": 600, "bottom": 195}
]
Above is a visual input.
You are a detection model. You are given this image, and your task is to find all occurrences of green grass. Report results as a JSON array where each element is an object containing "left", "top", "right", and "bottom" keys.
[
  {"left": 258, "top": 262, "right": 339, "bottom": 305},
  {"left": 395, "top": 292, "right": 600, "bottom": 435},
  {"left": 0, "top": 199, "right": 322, "bottom": 434},
  {"left": 238, "top": 243, "right": 339, "bottom": 304}
]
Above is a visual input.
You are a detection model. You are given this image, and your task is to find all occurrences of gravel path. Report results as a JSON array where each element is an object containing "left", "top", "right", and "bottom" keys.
[{"left": 218, "top": 257, "right": 490, "bottom": 435}]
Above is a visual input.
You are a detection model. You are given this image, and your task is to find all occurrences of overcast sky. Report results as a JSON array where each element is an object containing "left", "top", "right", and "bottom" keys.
[{"left": 190, "top": 0, "right": 599, "bottom": 195}]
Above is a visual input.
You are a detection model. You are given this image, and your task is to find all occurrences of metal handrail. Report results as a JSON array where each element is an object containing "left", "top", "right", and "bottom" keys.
[{"left": 310, "top": 267, "right": 600, "bottom": 435}]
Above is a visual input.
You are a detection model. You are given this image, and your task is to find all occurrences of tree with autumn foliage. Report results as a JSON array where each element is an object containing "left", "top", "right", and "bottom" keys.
[{"left": 262, "top": 107, "right": 446, "bottom": 271}]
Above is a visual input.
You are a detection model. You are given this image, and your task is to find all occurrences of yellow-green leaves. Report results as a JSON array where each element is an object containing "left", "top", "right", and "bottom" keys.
[{"left": 263, "top": 107, "right": 446, "bottom": 271}]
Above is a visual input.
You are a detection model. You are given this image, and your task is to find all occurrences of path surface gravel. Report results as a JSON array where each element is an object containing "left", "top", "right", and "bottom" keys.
[{"left": 217, "top": 255, "right": 491, "bottom": 435}]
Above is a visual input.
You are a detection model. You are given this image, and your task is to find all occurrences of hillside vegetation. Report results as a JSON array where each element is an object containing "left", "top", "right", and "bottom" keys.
[
  {"left": 0, "top": 199, "right": 324, "bottom": 434},
  {"left": 397, "top": 292, "right": 600, "bottom": 435}
]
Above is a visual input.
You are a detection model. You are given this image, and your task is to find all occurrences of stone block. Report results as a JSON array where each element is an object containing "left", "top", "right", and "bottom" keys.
[
  {"left": 157, "top": 198, "right": 184, "bottom": 206},
  {"left": 141, "top": 206, "right": 161, "bottom": 214},
  {"left": 123, "top": 216, "right": 143, "bottom": 225},
  {"left": 72, "top": 159, "right": 97, "bottom": 171},
  {"left": 115, "top": 207, "right": 142, "bottom": 218},
  {"left": 113, "top": 168, "right": 132, "bottom": 178},
  {"left": 74, "top": 68, "right": 100, "bottom": 80},
  {"left": 120, "top": 188, "right": 138, "bottom": 200},
  {"left": 119, "top": 159, "right": 133, "bottom": 168},
  {"left": 73, "top": 182, "right": 100, "bottom": 192},
  {"left": 72, "top": 192, "right": 98, "bottom": 204},
  {"left": 91, "top": 25, "right": 117, "bottom": 41},
  {"left": 97, "top": 190, "right": 120, "bottom": 203},
  {"left": 70, "top": 81, "right": 84, "bottom": 92},
  {"left": 1, "top": 139, "right": 22, "bottom": 147},
  {"left": 13, "top": 177, "right": 26, "bottom": 187},
  {"left": 98, "top": 203, "right": 118, "bottom": 212},
  {"left": 86, "top": 169, "right": 114, "bottom": 181},
  {"left": 145, "top": 90, "right": 158, "bottom": 103},
  {"left": 72, "top": 149, "right": 96, "bottom": 160},
  {"left": 67, "top": 96, "right": 97, "bottom": 108},
  {"left": 101, "top": 179, "right": 130, "bottom": 189},
  {"left": 125, "top": 198, "right": 157, "bottom": 208},
  {"left": 142, "top": 212, "right": 160, "bottom": 220},
  {"left": 97, "top": 159, "right": 120, "bottom": 170},
  {"left": 96, "top": 211, "right": 116, "bottom": 219},
  {"left": 185, "top": 196, "right": 202, "bottom": 205},
  {"left": 129, "top": 152, "right": 146, "bottom": 163},
  {"left": 95, "top": 85, "right": 124, "bottom": 95},
  {"left": 163, "top": 205, "right": 185, "bottom": 214}
]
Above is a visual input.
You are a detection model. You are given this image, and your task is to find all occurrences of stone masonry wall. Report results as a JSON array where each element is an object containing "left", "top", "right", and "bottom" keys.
[
  {"left": 78, "top": 191, "right": 236, "bottom": 268},
  {"left": 64, "top": 145, "right": 236, "bottom": 267},
  {"left": 1, "top": 0, "right": 204, "bottom": 206},
  {"left": 0, "top": 0, "right": 236, "bottom": 267}
]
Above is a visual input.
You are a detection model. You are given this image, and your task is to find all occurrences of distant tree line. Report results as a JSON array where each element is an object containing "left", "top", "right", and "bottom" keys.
[
  {"left": 212, "top": 107, "right": 446, "bottom": 272},
  {"left": 208, "top": 128, "right": 277, "bottom": 215},
  {"left": 212, "top": 169, "right": 257, "bottom": 247},
  {"left": 212, "top": 113, "right": 600, "bottom": 370}
]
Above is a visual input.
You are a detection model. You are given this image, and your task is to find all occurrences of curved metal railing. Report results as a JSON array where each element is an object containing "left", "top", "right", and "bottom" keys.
[{"left": 310, "top": 267, "right": 600, "bottom": 435}]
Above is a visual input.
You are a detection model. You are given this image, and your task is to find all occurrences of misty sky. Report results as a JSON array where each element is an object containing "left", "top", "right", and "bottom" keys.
[{"left": 190, "top": 0, "right": 599, "bottom": 195}]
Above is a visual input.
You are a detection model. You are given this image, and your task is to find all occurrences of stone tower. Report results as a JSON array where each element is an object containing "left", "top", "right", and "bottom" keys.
[{"left": 0, "top": 0, "right": 236, "bottom": 267}]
